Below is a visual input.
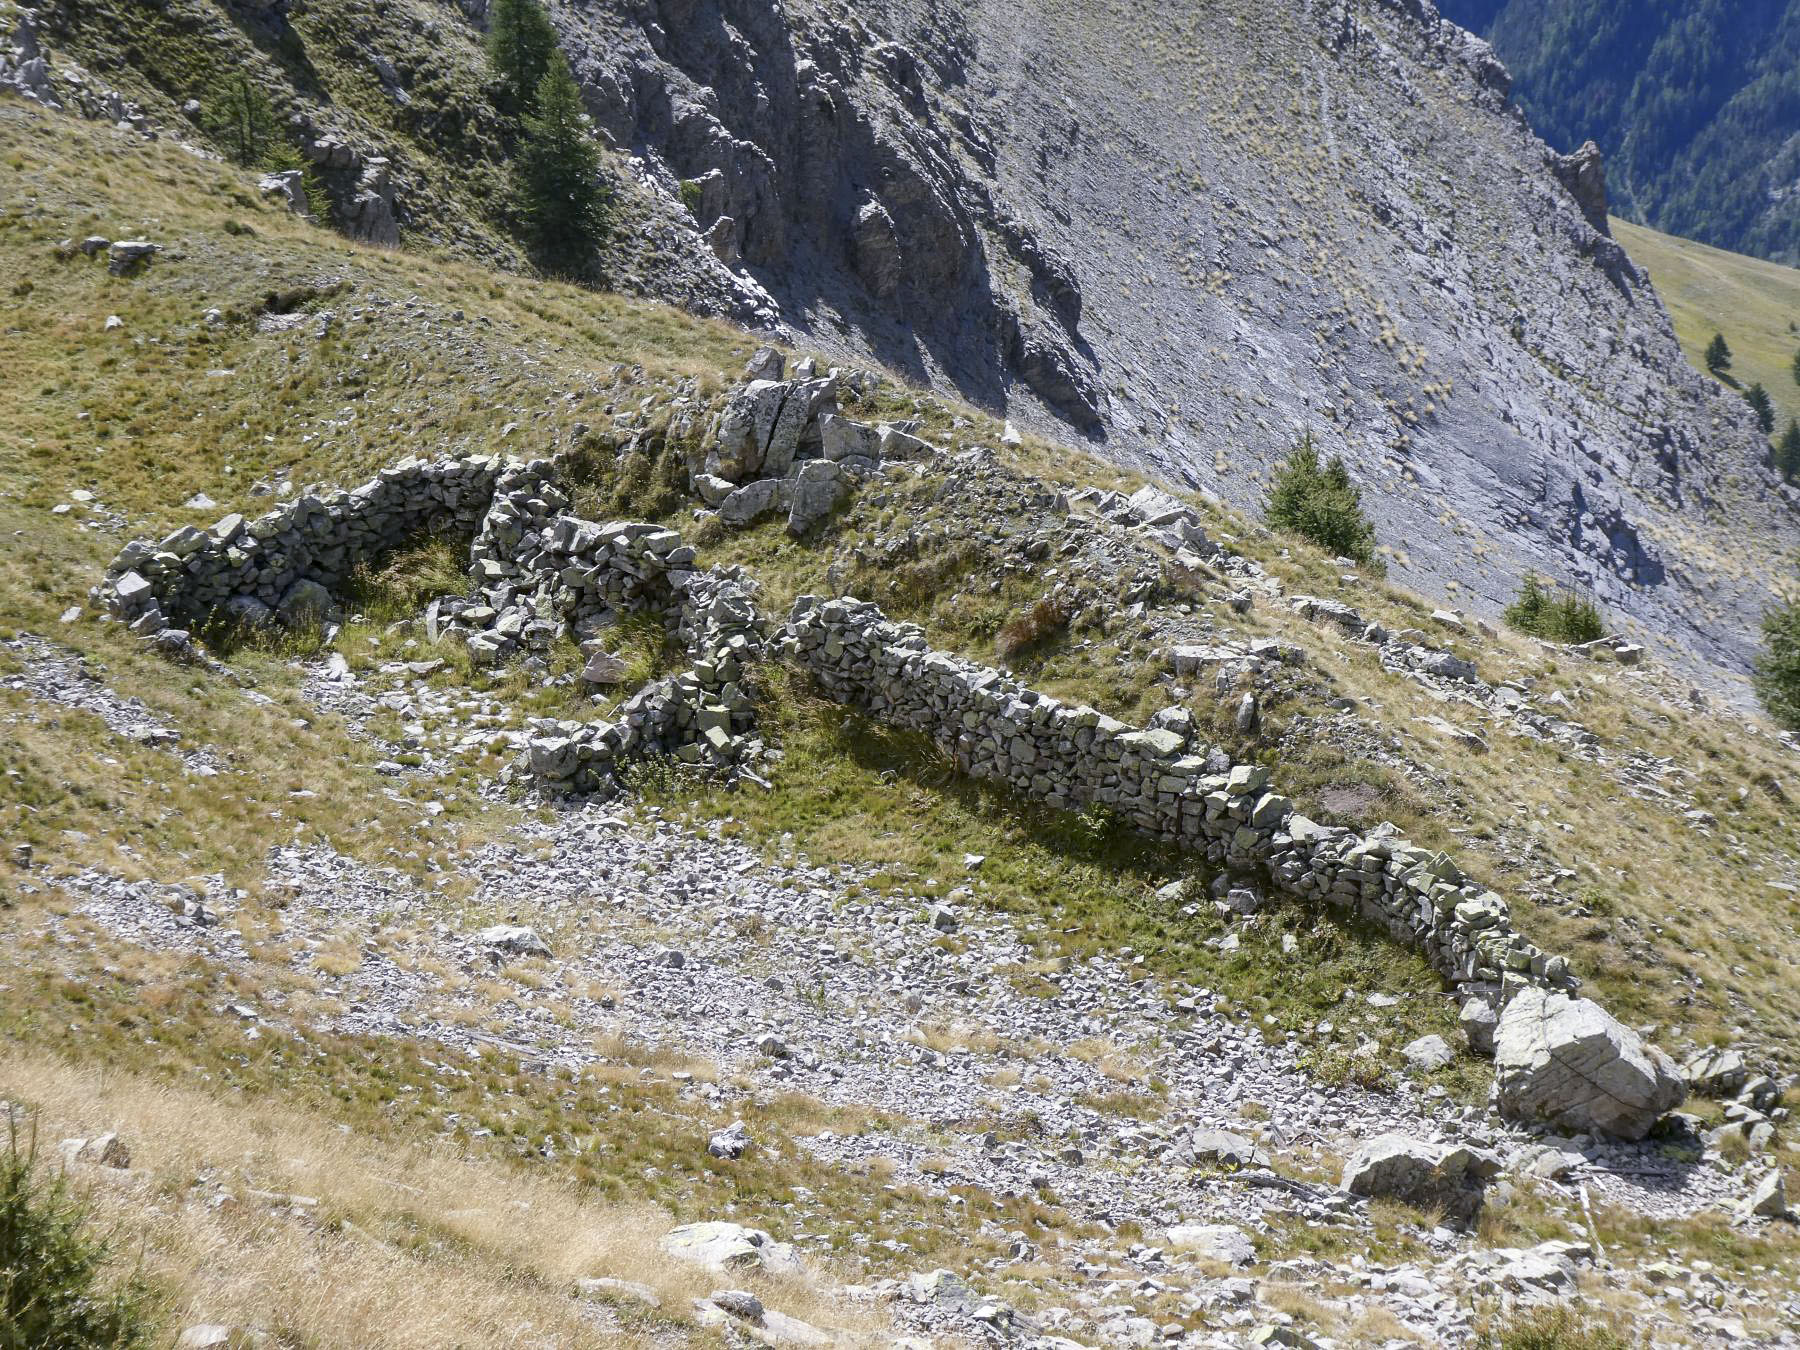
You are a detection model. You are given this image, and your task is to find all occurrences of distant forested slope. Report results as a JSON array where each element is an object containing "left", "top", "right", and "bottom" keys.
[{"left": 1441, "top": 0, "right": 1800, "bottom": 264}]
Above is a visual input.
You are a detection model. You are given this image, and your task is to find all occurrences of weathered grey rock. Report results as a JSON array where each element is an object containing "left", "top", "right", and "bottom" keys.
[
  {"left": 1460, "top": 996, "right": 1498, "bottom": 1056},
  {"left": 819, "top": 412, "right": 880, "bottom": 462},
  {"left": 106, "top": 239, "right": 158, "bottom": 274},
  {"left": 347, "top": 157, "right": 399, "bottom": 245},
  {"left": 258, "top": 170, "right": 315, "bottom": 220},
  {"left": 1683, "top": 1047, "right": 1748, "bottom": 1098},
  {"left": 709, "top": 1288, "right": 764, "bottom": 1321},
  {"left": 707, "top": 1119, "right": 750, "bottom": 1160},
  {"left": 472, "top": 924, "right": 550, "bottom": 957},
  {"left": 720, "top": 477, "right": 790, "bottom": 527},
  {"left": 1184, "top": 1128, "right": 1268, "bottom": 1168},
  {"left": 581, "top": 648, "right": 628, "bottom": 684},
  {"left": 1494, "top": 987, "right": 1685, "bottom": 1139},
  {"left": 1341, "top": 1134, "right": 1500, "bottom": 1218},
  {"left": 1402, "top": 1033, "right": 1455, "bottom": 1072},
  {"left": 1164, "top": 1222, "right": 1255, "bottom": 1265},
  {"left": 59, "top": 1132, "right": 130, "bottom": 1169},
  {"left": 1740, "top": 1170, "right": 1790, "bottom": 1221},
  {"left": 276, "top": 579, "right": 338, "bottom": 630},
  {"left": 660, "top": 1221, "right": 803, "bottom": 1275},
  {"left": 786, "top": 460, "right": 848, "bottom": 535},
  {"left": 1549, "top": 139, "right": 1610, "bottom": 234},
  {"left": 743, "top": 346, "right": 784, "bottom": 382}
]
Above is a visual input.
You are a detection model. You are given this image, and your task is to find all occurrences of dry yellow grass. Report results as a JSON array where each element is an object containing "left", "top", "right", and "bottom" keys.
[{"left": 2, "top": 1053, "right": 878, "bottom": 1347}]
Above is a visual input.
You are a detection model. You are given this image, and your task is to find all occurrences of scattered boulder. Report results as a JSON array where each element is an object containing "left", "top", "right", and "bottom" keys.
[
  {"left": 472, "top": 924, "right": 550, "bottom": 958},
  {"left": 1494, "top": 987, "right": 1685, "bottom": 1140},
  {"left": 709, "top": 1288, "right": 764, "bottom": 1321},
  {"left": 1740, "top": 1170, "right": 1791, "bottom": 1221},
  {"left": 1165, "top": 1222, "right": 1256, "bottom": 1266},
  {"left": 660, "top": 1221, "right": 803, "bottom": 1275},
  {"left": 1682, "top": 1047, "right": 1748, "bottom": 1098},
  {"left": 786, "top": 460, "right": 848, "bottom": 535},
  {"left": 707, "top": 1119, "right": 750, "bottom": 1160},
  {"left": 1459, "top": 996, "right": 1498, "bottom": 1056},
  {"left": 581, "top": 648, "right": 629, "bottom": 684},
  {"left": 1340, "top": 1133, "right": 1500, "bottom": 1221},
  {"left": 258, "top": 169, "right": 315, "bottom": 220},
  {"left": 106, "top": 239, "right": 158, "bottom": 275},
  {"left": 59, "top": 1132, "right": 130, "bottom": 1169},
  {"left": 276, "top": 578, "right": 339, "bottom": 631},
  {"left": 1401, "top": 1033, "right": 1455, "bottom": 1072},
  {"left": 1182, "top": 1128, "right": 1269, "bottom": 1168}
]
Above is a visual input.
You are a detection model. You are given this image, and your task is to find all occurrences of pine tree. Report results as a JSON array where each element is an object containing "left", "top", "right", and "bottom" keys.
[
  {"left": 486, "top": 0, "right": 559, "bottom": 117},
  {"left": 1705, "top": 332, "right": 1732, "bottom": 375},
  {"left": 1778, "top": 419, "right": 1800, "bottom": 481},
  {"left": 512, "top": 53, "right": 608, "bottom": 276},
  {"left": 1747, "top": 382, "right": 1775, "bottom": 434},
  {"left": 1754, "top": 593, "right": 1800, "bottom": 733},
  {"left": 204, "top": 73, "right": 282, "bottom": 167},
  {"left": 1791, "top": 345, "right": 1800, "bottom": 388}
]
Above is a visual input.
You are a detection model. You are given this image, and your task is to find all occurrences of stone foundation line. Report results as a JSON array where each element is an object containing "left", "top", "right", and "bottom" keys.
[{"left": 93, "top": 434, "right": 1684, "bottom": 1138}]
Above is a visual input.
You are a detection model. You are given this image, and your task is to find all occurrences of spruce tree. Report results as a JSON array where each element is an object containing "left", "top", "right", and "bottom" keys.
[
  {"left": 1265, "top": 431, "right": 1379, "bottom": 564},
  {"left": 1755, "top": 593, "right": 1800, "bottom": 733},
  {"left": 1705, "top": 332, "right": 1732, "bottom": 375},
  {"left": 1791, "top": 345, "right": 1800, "bottom": 388},
  {"left": 512, "top": 52, "right": 608, "bottom": 275},
  {"left": 1778, "top": 419, "right": 1800, "bottom": 481},
  {"left": 1747, "top": 382, "right": 1775, "bottom": 434},
  {"left": 487, "top": 0, "right": 559, "bottom": 117}
]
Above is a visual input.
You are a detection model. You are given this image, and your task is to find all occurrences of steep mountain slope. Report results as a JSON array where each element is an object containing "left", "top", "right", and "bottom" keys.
[
  {"left": 14, "top": 0, "right": 1800, "bottom": 693},
  {"left": 1441, "top": 0, "right": 1800, "bottom": 267},
  {"left": 557, "top": 0, "right": 1800, "bottom": 691}
]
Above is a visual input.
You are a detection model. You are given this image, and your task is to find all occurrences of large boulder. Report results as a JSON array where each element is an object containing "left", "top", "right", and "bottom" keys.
[
  {"left": 1340, "top": 1133, "right": 1500, "bottom": 1221},
  {"left": 1494, "top": 987, "right": 1685, "bottom": 1140}
]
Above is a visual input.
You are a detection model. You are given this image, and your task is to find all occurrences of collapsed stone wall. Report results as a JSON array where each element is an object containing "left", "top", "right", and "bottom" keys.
[
  {"left": 93, "top": 455, "right": 519, "bottom": 636},
  {"left": 93, "top": 453, "right": 1574, "bottom": 998},
  {"left": 778, "top": 596, "right": 1573, "bottom": 998}
]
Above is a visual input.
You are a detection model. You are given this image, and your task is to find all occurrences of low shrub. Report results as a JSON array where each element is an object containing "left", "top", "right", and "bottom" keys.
[
  {"left": 1503, "top": 573, "right": 1605, "bottom": 644},
  {"left": 1754, "top": 593, "right": 1800, "bottom": 732},
  {"left": 1, "top": 1122, "right": 159, "bottom": 1349},
  {"left": 995, "top": 593, "right": 1073, "bottom": 664}
]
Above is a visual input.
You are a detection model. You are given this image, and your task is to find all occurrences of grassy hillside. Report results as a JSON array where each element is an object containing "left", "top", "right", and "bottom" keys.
[
  {"left": 3, "top": 100, "right": 1799, "bottom": 1343},
  {"left": 1616, "top": 216, "right": 1800, "bottom": 434}
]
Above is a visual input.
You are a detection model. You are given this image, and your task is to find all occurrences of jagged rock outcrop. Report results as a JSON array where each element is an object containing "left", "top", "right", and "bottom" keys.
[{"left": 1549, "top": 139, "right": 1610, "bottom": 235}]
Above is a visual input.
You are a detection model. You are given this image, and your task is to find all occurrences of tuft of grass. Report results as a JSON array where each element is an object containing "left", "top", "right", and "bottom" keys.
[
  {"left": 343, "top": 535, "right": 473, "bottom": 627},
  {"left": 995, "top": 593, "right": 1074, "bottom": 664},
  {"left": 1480, "top": 1304, "right": 1633, "bottom": 1350}
]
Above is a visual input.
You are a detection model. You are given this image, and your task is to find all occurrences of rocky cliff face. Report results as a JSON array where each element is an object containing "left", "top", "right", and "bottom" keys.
[{"left": 554, "top": 0, "right": 1799, "bottom": 689}]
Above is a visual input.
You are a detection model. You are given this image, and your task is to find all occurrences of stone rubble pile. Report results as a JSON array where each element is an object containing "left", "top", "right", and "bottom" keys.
[
  {"left": 1291, "top": 593, "right": 1602, "bottom": 754},
  {"left": 686, "top": 348, "right": 939, "bottom": 535}
]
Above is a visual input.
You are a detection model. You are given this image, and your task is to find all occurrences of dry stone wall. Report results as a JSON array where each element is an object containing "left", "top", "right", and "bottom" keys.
[
  {"left": 778, "top": 595, "right": 1575, "bottom": 998},
  {"left": 93, "top": 455, "right": 1577, "bottom": 1001}
]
